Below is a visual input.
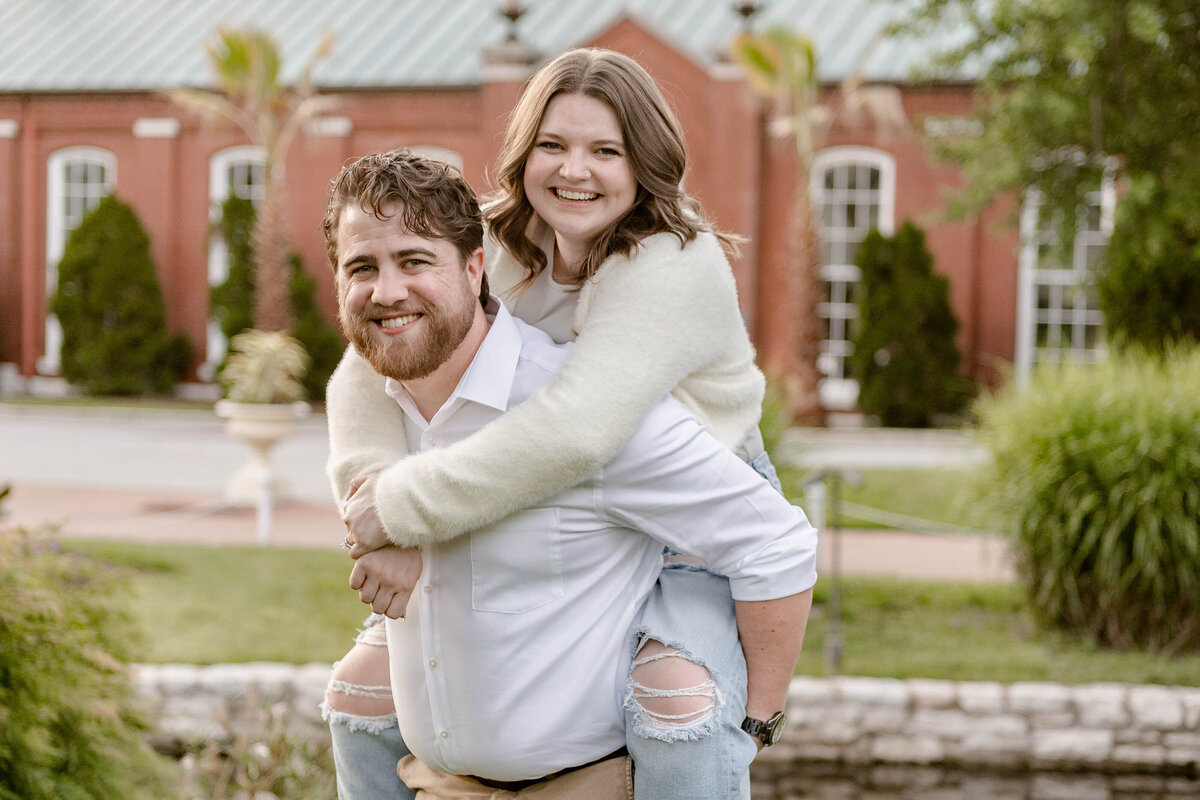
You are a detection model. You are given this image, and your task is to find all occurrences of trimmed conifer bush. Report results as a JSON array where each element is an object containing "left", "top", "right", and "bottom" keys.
[
  {"left": 0, "top": 528, "right": 177, "bottom": 798},
  {"left": 851, "top": 222, "right": 968, "bottom": 427},
  {"left": 211, "top": 195, "right": 343, "bottom": 401},
  {"left": 976, "top": 345, "right": 1200, "bottom": 653},
  {"left": 51, "top": 196, "right": 192, "bottom": 395}
]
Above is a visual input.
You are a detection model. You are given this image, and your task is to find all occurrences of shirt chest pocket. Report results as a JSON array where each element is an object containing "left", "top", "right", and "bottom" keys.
[{"left": 470, "top": 508, "right": 564, "bottom": 613}]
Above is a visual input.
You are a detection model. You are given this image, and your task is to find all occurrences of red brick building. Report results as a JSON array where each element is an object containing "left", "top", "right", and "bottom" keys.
[{"left": 0, "top": 0, "right": 1109, "bottom": 408}]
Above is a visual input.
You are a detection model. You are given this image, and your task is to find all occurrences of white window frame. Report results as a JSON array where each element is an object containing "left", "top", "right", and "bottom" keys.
[
  {"left": 1015, "top": 176, "right": 1115, "bottom": 383},
  {"left": 202, "top": 146, "right": 267, "bottom": 380},
  {"left": 810, "top": 146, "right": 896, "bottom": 410},
  {"left": 42, "top": 146, "right": 116, "bottom": 374}
]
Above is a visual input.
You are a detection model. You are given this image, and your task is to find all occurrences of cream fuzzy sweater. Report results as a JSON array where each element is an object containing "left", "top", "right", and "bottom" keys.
[{"left": 325, "top": 229, "right": 766, "bottom": 547}]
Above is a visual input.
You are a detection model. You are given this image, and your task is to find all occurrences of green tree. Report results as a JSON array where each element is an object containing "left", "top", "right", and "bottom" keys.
[
  {"left": 50, "top": 196, "right": 192, "bottom": 395},
  {"left": 852, "top": 223, "right": 967, "bottom": 427},
  {"left": 901, "top": 0, "right": 1200, "bottom": 346},
  {"left": 211, "top": 194, "right": 344, "bottom": 401},
  {"left": 171, "top": 28, "right": 336, "bottom": 333}
]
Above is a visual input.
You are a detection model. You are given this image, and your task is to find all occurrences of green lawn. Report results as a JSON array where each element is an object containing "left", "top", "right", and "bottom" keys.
[
  {"left": 777, "top": 464, "right": 994, "bottom": 531},
  {"left": 61, "top": 538, "right": 1200, "bottom": 686},
  {"left": 62, "top": 540, "right": 366, "bottom": 664}
]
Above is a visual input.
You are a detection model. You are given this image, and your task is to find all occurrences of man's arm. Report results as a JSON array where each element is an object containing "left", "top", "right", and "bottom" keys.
[{"left": 736, "top": 590, "right": 813, "bottom": 725}]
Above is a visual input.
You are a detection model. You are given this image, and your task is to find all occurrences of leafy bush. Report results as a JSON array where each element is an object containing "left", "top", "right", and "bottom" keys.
[
  {"left": 851, "top": 222, "right": 968, "bottom": 427},
  {"left": 211, "top": 195, "right": 343, "bottom": 401},
  {"left": 976, "top": 345, "right": 1200, "bottom": 653},
  {"left": 0, "top": 527, "right": 177, "bottom": 799},
  {"left": 1097, "top": 174, "right": 1200, "bottom": 352},
  {"left": 51, "top": 195, "right": 193, "bottom": 395}
]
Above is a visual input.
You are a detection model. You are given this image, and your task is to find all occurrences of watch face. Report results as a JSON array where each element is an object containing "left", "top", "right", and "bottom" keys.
[{"left": 764, "top": 711, "right": 786, "bottom": 744}]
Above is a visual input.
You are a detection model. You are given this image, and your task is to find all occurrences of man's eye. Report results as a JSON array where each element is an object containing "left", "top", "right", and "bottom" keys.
[{"left": 348, "top": 264, "right": 375, "bottom": 276}]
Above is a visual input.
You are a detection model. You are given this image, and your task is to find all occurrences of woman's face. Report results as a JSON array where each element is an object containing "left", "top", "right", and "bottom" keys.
[{"left": 522, "top": 93, "right": 638, "bottom": 273}]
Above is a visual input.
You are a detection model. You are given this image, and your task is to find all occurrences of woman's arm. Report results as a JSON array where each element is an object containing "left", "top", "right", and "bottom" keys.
[
  {"left": 324, "top": 345, "right": 411, "bottom": 504},
  {"left": 359, "top": 233, "right": 754, "bottom": 547}
]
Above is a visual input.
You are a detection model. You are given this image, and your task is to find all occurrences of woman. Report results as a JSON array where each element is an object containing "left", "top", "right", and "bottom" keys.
[{"left": 323, "top": 47, "right": 800, "bottom": 799}]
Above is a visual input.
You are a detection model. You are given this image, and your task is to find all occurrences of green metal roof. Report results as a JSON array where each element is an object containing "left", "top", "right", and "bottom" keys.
[{"left": 0, "top": 0, "right": 958, "bottom": 92}]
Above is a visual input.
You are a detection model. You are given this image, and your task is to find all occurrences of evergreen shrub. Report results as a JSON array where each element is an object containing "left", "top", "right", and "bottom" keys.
[
  {"left": 851, "top": 222, "right": 968, "bottom": 427},
  {"left": 976, "top": 345, "right": 1200, "bottom": 653},
  {"left": 51, "top": 196, "right": 193, "bottom": 395},
  {"left": 0, "top": 528, "right": 177, "bottom": 799},
  {"left": 1097, "top": 175, "right": 1200, "bottom": 352},
  {"left": 211, "top": 196, "right": 343, "bottom": 401}
]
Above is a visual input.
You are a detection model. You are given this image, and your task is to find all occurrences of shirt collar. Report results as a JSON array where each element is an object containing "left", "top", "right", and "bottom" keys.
[{"left": 384, "top": 296, "right": 521, "bottom": 426}]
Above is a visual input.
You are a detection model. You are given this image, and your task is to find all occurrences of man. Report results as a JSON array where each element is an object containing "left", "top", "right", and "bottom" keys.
[{"left": 325, "top": 149, "right": 817, "bottom": 798}]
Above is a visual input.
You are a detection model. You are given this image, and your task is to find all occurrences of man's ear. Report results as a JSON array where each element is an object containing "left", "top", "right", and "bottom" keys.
[{"left": 466, "top": 246, "right": 486, "bottom": 296}]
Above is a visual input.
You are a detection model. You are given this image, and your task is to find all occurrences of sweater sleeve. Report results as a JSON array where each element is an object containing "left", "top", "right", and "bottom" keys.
[
  {"left": 369, "top": 232, "right": 751, "bottom": 547},
  {"left": 324, "top": 344, "right": 412, "bottom": 505}
]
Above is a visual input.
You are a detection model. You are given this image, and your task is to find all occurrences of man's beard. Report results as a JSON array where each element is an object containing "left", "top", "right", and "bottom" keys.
[{"left": 340, "top": 297, "right": 475, "bottom": 382}]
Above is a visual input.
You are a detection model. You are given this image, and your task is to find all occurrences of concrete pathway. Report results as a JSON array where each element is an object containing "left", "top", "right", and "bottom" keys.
[{"left": 1, "top": 403, "right": 1015, "bottom": 582}]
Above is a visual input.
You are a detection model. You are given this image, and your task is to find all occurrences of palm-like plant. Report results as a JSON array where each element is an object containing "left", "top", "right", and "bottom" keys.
[
  {"left": 733, "top": 27, "right": 825, "bottom": 424},
  {"left": 170, "top": 28, "right": 337, "bottom": 333},
  {"left": 733, "top": 26, "right": 907, "bottom": 424}
]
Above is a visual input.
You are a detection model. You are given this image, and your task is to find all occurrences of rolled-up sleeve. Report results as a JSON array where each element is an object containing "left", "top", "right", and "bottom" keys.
[{"left": 601, "top": 398, "right": 819, "bottom": 601}]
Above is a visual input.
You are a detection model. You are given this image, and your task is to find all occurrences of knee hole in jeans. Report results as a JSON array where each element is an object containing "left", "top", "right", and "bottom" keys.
[
  {"left": 628, "top": 638, "right": 717, "bottom": 731},
  {"left": 324, "top": 630, "right": 394, "bottom": 718}
]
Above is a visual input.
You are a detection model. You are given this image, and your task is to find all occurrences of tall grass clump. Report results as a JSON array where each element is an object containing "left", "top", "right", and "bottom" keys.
[{"left": 976, "top": 345, "right": 1200, "bottom": 653}]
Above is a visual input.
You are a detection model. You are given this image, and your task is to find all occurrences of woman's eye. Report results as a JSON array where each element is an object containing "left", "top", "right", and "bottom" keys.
[
  {"left": 598, "top": 146, "right": 622, "bottom": 157},
  {"left": 536, "top": 140, "right": 563, "bottom": 151}
]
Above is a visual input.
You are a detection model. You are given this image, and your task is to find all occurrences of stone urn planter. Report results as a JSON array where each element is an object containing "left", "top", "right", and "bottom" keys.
[
  {"left": 215, "top": 398, "right": 310, "bottom": 501},
  {"left": 215, "top": 330, "right": 312, "bottom": 545}
]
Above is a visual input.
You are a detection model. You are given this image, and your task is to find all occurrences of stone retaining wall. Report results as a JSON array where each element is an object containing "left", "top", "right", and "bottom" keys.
[{"left": 134, "top": 665, "right": 1200, "bottom": 776}]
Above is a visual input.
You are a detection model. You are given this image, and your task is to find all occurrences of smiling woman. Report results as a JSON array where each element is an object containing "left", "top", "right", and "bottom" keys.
[{"left": 523, "top": 93, "right": 638, "bottom": 277}]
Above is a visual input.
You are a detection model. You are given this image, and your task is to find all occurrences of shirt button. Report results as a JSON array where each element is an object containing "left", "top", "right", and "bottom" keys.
[
  {"left": 429, "top": 659, "right": 438, "bottom": 668},
  {"left": 440, "top": 730, "right": 449, "bottom": 739},
  {"left": 423, "top": 585, "right": 432, "bottom": 594}
]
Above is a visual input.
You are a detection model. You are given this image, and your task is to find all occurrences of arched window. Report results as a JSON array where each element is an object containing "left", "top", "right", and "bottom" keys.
[
  {"left": 810, "top": 147, "right": 896, "bottom": 409},
  {"left": 42, "top": 146, "right": 116, "bottom": 373},
  {"left": 1015, "top": 177, "right": 1114, "bottom": 381},
  {"left": 202, "top": 146, "right": 266, "bottom": 380}
]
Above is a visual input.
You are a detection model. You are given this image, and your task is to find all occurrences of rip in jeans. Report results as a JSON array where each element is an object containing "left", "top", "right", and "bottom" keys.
[
  {"left": 625, "top": 638, "right": 722, "bottom": 743},
  {"left": 321, "top": 617, "right": 398, "bottom": 735}
]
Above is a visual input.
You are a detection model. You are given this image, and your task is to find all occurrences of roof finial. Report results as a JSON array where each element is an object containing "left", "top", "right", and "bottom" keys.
[
  {"left": 499, "top": 2, "right": 526, "bottom": 43},
  {"left": 732, "top": 1, "right": 764, "bottom": 31}
]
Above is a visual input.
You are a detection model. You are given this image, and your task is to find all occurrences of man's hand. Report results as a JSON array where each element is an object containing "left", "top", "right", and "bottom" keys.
[
  {"left": 342, "top": 473, "right": 391, "bottom": 557},
  {"left": 349, "top": 545, "right": 424, "bottom": 619}
]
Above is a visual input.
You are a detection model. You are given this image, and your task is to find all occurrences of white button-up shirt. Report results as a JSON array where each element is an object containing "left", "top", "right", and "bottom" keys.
[{"left": 384, "top": 302, "right": 818, "bottom": 781}]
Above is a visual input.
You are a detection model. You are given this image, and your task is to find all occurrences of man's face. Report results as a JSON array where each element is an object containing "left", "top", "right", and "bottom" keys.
[{"left": 334, "top": 201, "right": 484, "bottom": 382}]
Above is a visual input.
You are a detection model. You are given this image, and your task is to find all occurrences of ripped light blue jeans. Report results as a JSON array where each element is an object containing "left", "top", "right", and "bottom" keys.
[
  {"left": 325, "top": 450, "right": 783, "bottom": 799},
  {"left": 623, "top": 450, "right": 781, "bottom": 799}
]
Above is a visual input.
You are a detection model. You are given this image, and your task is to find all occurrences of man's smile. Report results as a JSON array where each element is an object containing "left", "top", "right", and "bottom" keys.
[{"left": 378, "top": 312, "right": 422, "bottom": 331}]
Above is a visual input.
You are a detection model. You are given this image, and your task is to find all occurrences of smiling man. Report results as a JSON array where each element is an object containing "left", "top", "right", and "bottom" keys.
[{"left": 321, "top": 149, "right": 817, "bottom": 799}]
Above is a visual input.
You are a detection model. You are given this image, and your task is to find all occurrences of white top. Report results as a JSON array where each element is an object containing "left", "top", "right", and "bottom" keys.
[
  {"left": 382, "top": 302, "right": 818, "bottom": 781},
  {"left": 326, "top": 230, "right": 768, "bottom": 550},
  {"left": 501, "top": 239, "right": 578, "bottom": 344}
]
